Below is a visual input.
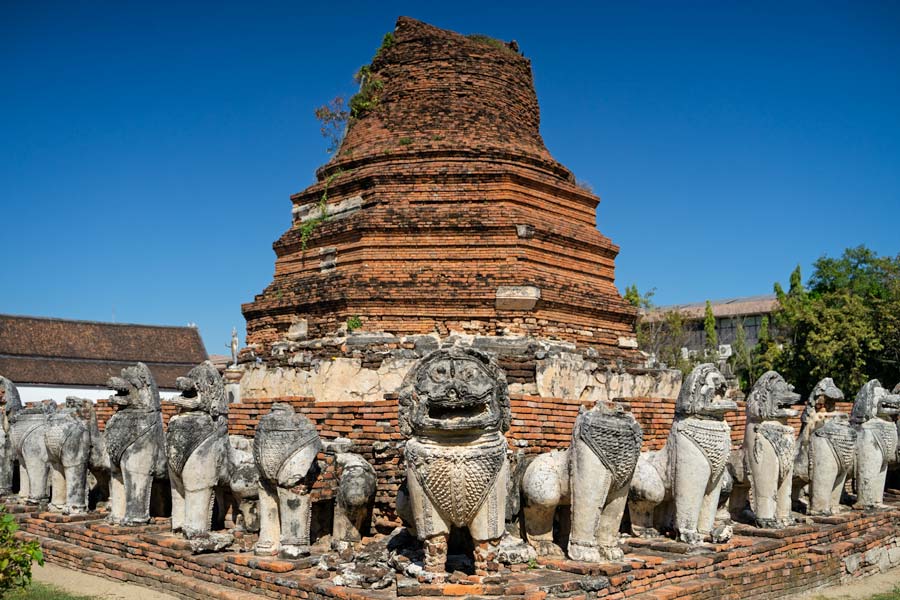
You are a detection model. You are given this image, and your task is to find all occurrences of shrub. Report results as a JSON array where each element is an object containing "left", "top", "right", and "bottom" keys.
[{"left": 0, "top": 508, "right": 44, "bottom": 595}]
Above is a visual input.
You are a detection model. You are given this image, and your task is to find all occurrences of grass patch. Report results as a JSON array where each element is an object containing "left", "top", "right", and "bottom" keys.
[{"left": 6, "top": 581, "right": 95, "bottom": 600}]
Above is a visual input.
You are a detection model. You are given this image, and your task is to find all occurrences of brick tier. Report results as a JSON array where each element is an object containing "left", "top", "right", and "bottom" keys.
[{"left": 242, "top": 17, "right": 637, "bottom": 362}]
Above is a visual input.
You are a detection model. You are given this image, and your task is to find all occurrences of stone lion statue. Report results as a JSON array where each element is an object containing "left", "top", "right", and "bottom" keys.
[
  {"left": 105, "top": 362, "right": 167, "bottom": 525},
  {"left": 0, "top": 376, "right": 20, "bottom": 496},
  {"left": 167, "top": 361, "right": 234, "bottom": 551},
  {"left": 3, "top": 376, "right": 56, "bottom": 506},
  {"left": 851, "top": 379, "right": 899, "bottom": 509},
  {"left": 398, "top": 347, "right": 510, "bottom": 573},
  {"left": 522, "top": 401, "right": 641, "bottom": 561},
  {"left": 792, "top": 377, "right": 853, "bottom": 515},
  {"left": 253, "top": 402, "right": 322, "bottom": 558},
  {"left": 731, "top": 371, "right": 799, "bottom": 528},
  {"left": 44, "top": 397, "right": 95, "bottom": 514},
  {"left": 628, "top": 363, "right": 737, "bottom": 545}
]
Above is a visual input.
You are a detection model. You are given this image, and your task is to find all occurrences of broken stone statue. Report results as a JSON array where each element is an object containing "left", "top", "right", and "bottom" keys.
[
  {"left": 398, "top": 347, "right": 511, "bottom": 573},
  {"left": 167, "top": 361, "right": 235, "bottom": 552},
  {"left": 0, "top": 376, "right": 19, "bottom": 496},
  {"left": 522, "top": 401, "right": 642, "bottom": 561},
  {"left": 792, "top": 378, "right": 853, "bottom": 515},
  {"left": 253, "top": 402, "right": 322, "bottom": 558},
  {"left": 628, "top": 363, "right": 738, "bottom": 545},
  {"left": 44, "top": 397, "right": 95, "bottom": 514},
  {"left": 851, "top": 379, "right": 900, "bottom": 509},
  {"left": 327, "top": 438, "right": 377, "bottom": 552},
  {"left": 105, "top": 362, "right": 167, "bottom": 525},
  {"left": 3, "top": 377, "right": 56, "bottom": 505},
  {"left": 733, "top": 371, "right": 799, "bottom": 528}
]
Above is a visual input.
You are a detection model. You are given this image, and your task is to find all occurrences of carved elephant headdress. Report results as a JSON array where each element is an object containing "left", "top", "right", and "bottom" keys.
[
  {"left": 398, "top": 347, "right": 510, "bottom": 437},
  {"left": 746, "top": 371, "right": 800, "bottom": 421},
  {"left": 174, "top": 361, "right": 227, "bottom": 417},
  {"left": 107, "top": 362, "right": 160, "bottom": 411},
  {"left": 675, "top": 363, "right": 736, "bottom": 418}
]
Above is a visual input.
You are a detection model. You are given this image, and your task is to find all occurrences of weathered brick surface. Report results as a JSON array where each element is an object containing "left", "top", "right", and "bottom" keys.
[
  {"left": 241, "top": 17, "right": 638, "bottom": 360},
  {"left": 11, "top": 497, "right": 900, "bottom": 600}
]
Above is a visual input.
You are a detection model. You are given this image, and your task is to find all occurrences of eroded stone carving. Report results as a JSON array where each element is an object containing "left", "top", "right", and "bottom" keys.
[
  {"left": 0, "top": 376, "right": 19, "bottom": 496},
  {"left": 851, "top": 380, "right": 900, "bottom": 509},
  {"left": 522, "top": 401, "right": 642, "bottom": 561},
  {"left": 253, "top": 402, "right": 322, "bottom": 558},
  {"left": 399, "top": 348, "right": 510, "bottom": 573},
  {"left": 6, "top": 387, "right": 56, "bottom": 505},
  {"left": 167, "top": 361, "right": 234, "bottom": 551},
  {"left": 792, "top": 378, "right": 853, "bottom": 515},
  {"left": 44, "top": 397, "right": 95, "bottom": 513},
  {"left": 226, "top": 435, "right": 260, "bottom": 534},
  {"left": 328, "top": 439, "right": 377, "bottom": 552},
  {"left": 740, "top": 371, "right": 799, "bottom": 528},
  {"left": 105, "top": 362, "right": 167, "bottom": 525},
  {"left": 628, "top": 363, "right": 737, "bottom": 545}
]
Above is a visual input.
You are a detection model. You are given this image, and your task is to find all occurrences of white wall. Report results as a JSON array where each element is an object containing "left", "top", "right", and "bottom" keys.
[{"left": 17, "top": 384, "right": 179, "bottom": 405}]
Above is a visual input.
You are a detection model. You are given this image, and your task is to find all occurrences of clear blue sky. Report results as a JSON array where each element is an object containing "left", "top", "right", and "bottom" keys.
[{"left": 3, "top": 1, "right": 898, "bottom": 354}]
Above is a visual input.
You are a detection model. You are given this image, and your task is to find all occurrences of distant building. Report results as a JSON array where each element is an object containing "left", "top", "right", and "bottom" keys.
[
  {"left": 0, "top": 314, "right": 208, "bottom": 404},
  {"left": 642, "top": 295, "right": 778, "bottom": 356}
]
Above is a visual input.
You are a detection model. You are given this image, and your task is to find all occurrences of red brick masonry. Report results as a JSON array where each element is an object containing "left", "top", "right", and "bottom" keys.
[{"left": 10, "top": 495, "right": 900, "bottom": 600}]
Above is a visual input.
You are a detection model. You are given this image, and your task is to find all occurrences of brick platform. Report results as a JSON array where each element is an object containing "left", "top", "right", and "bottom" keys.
[{"left": 10, "top": 493, "right": 900, "bottom": 600}]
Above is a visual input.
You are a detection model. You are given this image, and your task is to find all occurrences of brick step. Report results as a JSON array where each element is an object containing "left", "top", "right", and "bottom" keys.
[
  {"left": 624, "top": 577, "right": 726, "bottom": 600},
  {"left": 16, "top": 531, "right": 271, "bottom": 600}
]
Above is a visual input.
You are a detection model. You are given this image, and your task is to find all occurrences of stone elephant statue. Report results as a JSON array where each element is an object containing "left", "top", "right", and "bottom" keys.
[
  {"left": 792, "top": 377, "right": 853, "bottom": 516},
  {"left": 851, "top": 379, "right": 900, "bottom": 509},
  {"left": 628, "top": 363, "right": 737, "bottom": 545},
  {"left": 729, "top": 371, "right": 799, "bottom": 528},
  {"left": 104, "top": 362, "right": 167, "bottom": 526},
  {"left": 522, "top": 402, "right": 642, "bottom": 561},
  {"left": 44, "top": 397, "right": 95, "bottom": 514}
]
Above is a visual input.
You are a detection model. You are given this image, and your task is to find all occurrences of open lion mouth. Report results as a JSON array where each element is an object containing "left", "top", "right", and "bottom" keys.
[{"left": 428, "top": 402, "right": 488, "bottom": 421}]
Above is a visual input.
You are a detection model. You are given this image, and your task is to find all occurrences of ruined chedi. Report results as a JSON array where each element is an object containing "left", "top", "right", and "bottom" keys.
[{"left": 242, "top": 17, "right": 638, "bottom": 363}]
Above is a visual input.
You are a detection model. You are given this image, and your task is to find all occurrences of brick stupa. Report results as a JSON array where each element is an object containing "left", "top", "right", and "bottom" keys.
[{"left": 243, "top": 17, "right": 638, "bottom": 363}]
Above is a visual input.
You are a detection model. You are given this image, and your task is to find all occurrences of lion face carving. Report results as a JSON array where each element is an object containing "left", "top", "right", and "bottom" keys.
[
  {"left": 398, "top": 348, "right": 510, "bottom": 437},
  {"left": 747, "top": 371, "right": 800, "bottom": 422},
  {"left": 107, "top": 363, "right": 160, "bottom": 411},
  {"left": 851, "top": 379, "right": 900, "bottom": 424},
  {"left": 173, "top": 361, "right": 227, "bottom": 417},
  {"left": 0, "top": 376, "right": 23, "bottom": 421},
  {"left": 675, "top": 363, "right": 737, "bottom": 418}
]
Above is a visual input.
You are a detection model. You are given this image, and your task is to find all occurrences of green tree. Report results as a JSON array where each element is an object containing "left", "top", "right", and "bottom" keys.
[
  {"left": 0, "top": 507, "right": 44, "bottom": 595},
  {"left": 624, "top": 284, "right": 696, "bottom": 375},
  {"left": 703, "top": 300, "right": 718, "bottom": 358},
  {"left": 730, "top": 319, "right": 752, "bottom": 391},
  {"left": 769, "top": 247, "right": 900, "bottom": 394}
]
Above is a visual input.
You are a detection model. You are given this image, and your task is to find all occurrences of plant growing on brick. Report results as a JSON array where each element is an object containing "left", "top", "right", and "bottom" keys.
[
  {"left": 313, "top": 31, "right": 395, "bottom": 154},
  {"left": 346, "top": 316, "right": 363, "bottom": 332},
  {"left": 0, "top": 508, "right": 44, "bottom": 595}
]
